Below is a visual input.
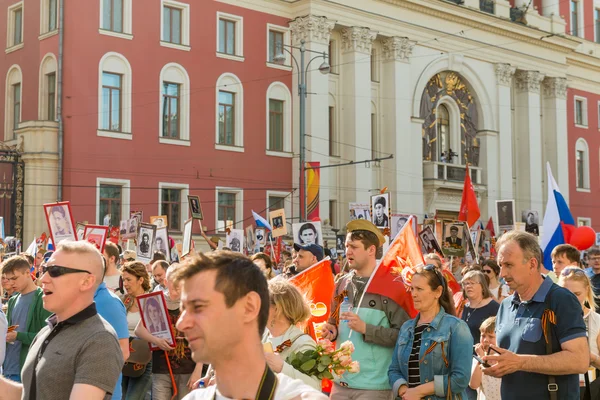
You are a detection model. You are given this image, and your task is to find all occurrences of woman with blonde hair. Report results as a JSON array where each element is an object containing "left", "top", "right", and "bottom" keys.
[{"left": 262, "top": 278, "right": 320, "bottom": 390}]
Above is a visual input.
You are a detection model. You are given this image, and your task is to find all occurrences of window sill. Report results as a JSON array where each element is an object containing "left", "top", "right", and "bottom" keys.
[
  {"left": 159, "top": 137, "right": 191, "bottom": 146},
  {"left": 575, "top": 124, "right": 588, "bottom": 129},
  {"left": 266, "top": 62, "right": 292, "bottom": 71},
  {"left": 576, "top": 187, "right": 591, "bottom": 193},
  {"left": 266, "top": 150, "right": 293, "bottom": 158},
  {"left": 215, "top": 144, "right": 244, "bottom": 153},
  {"left": 38, "top": 30, "right": 58, "bottom": 41},
  {"left": 160, "top": 41, "right": 191, "bottom": 51},
  {"left": 5, "top": 43, "right": 24, "bottom": 54},
  {"left": 216, "top": 52, "right": 245, "bottom": 62},
  {"left": 99, "top": 29, "right": 133, "bottom": 40},
  {"left": 97, "top": 130, "right": 133, "bottom": 140}
]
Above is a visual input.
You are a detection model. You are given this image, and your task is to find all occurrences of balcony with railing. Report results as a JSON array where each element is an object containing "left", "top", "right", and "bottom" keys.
[{"left": 423, "top": 161, "right": 482, "bottom": 185}]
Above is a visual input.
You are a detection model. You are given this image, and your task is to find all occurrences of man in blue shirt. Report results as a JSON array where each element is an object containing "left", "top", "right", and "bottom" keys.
[
  {"left": 483, "top": 231, "right": 589, "bottom": 400},
  {"left": 95, "top": 280, "right": 129, "bottom": 399}
]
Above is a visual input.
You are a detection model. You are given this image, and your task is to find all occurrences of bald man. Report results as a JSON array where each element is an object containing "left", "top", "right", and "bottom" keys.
[{"left": 0, "top": 241, "right": 124, "bottom": 400}]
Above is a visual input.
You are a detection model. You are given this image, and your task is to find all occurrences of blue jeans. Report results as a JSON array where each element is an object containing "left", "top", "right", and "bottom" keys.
[
  {"left": 4, "top": 374, "right": 20, "bottom": 383},
  {"left": 122, "top": 361, "right": 152, "bottom": 400}
]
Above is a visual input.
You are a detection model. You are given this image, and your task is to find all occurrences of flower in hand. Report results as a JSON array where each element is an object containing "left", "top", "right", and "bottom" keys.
[{"left": 287, "top": 338, "right": 359, "bottom": 380}]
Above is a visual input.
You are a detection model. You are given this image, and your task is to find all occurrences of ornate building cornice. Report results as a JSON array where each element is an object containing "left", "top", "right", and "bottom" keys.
[
  {"left": 495, "top": 63, "right": 516, "bottom": 86},
  {"left": 543, "top": 77, "right": 567, "bottom": 99},
  {"left": 382, "top": 36, "right": 415, "bottom": 63},
  {"left": 289, "top": 15, "right": 336, "bottom": 46},
  {"left": 515, "top": 70, "right": 545, "bottom": 93},
  {"left": 341, "top": 27, "right": 377, "bottom": 54}
]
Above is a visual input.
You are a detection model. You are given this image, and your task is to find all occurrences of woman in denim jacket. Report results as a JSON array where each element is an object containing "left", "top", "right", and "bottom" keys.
[{"left": 389, "top": 265, "right": 474, "bottom": 400}]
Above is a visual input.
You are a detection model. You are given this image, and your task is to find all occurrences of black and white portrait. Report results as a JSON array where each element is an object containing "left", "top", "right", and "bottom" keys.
[
  {"left": 441, "top": 221, "right": 465, "bottom": 257},
  {"left": 269, "top": 208, "right": 287, "bottom": 238},
  {"left": 292, "top": 222, "right": 323, "bottom": 246},
  {"left": 138, "top": 292, "right": 175, "bottom": 349},
  {"left": 255, "top": 228, "right": 266, "bottom": 247},
  {"left": 128, "top": 218, "right": 138, "bottom": 234},
  {"left": 336, "top": 235, "right": 345, "bottom": 252},
  {"left": 150, "top": 216, "right": 167, "bottom": 229},
  {"left": 154, "top": 227, "right": 170, "bottom": 262},
  {"left": 522, "top": 210, "right": 539, "bottom": 236},
  {"left": 136, "top": 223, "right": 157, "bottom": 263},
  {"left": 419, "top": 227, "right": 442, "bottom": 255},
  {"left": 496, "top": 200, "right": 515, "bottom": 231},
  {"left": 391, "top": 214, "right": 414, "bottom": 239},
  {"left": 371, "top": 194, "right": 390, "bottom": 228},
  {"left": 44, "top": 202, "right": 77, "bottom": 246},
  {"left": 188, "top": 195, "right": 203, "bottom": 220},
  {"left": 227, "top": 229, "right": 243, "bottom": 253},
  {"left": 119, "top": 220, "right": 127, "bottom": 236}
]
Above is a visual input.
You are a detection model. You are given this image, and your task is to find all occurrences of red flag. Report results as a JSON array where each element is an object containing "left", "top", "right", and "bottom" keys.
[
  {"left": 362, "top": 217, "right": 422, "bottom": 318},
  {"left": 289, "top": 258, "right": 335, "bottom": 341},
  {"left": 485, "top": 217, "right": 496, "bottom": 238},
  {"left": 458, "top": 167, "right": 480, "bottom": 227}
]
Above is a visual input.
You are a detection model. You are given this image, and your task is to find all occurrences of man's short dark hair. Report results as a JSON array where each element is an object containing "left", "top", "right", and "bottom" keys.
[
  {"left": 153, "top": 260, "right": 169, "bottom": 272},
  {"left": 551, "top": 244, "right": 581, "bottom": 265},
  {"left": 587, "top": 248, "right": 600, "bottom": 257},
  {"left": 104, "top": 242, "right": 120, "bottom": 263},
  {"left": 496, "top": 231, "right": 542, "bottom": 270},
  {"left": 2, "top": 255, "right": 31, "bottom": 275},
  {"left": 151, "top": 251, "right": 166, "bottom": 263},
  {"left": 23, "top": 254, "right": 34, "bottom": 266},
  {"left": 349, "top": 230, "right": 383, "bottom": 259},
  {"left": 173, "top": 251, "right": 269, "bottom": 336}
]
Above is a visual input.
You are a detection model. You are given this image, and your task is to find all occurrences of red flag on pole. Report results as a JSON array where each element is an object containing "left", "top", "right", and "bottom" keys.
[
  {"left": 458, "top": 166, "right": 480, "bottom": 227},
  {"left": 485, "top": 217, "right": 496, "bottom": 238}
]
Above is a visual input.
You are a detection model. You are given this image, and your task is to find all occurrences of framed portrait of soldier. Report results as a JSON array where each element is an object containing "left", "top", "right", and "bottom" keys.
[
  {"left": 292, "top": 221, "right": 323, "bottom": 246},
  {"left": 76, "top": 222, "right": 86, "bottom": 241},
  {"left": 496, "top": 200, "right": 515, "bottom": 233},
  {"left": 269, "top": 209, "right": 287, "bottom": 238},
  {"left": 44, "top": 202, "right": 77, "bottom": 247},
  {"left": 154, "top": 227, "right": 170, "bottom": 262},
  {"left": 418, "top": 227, "right": 443, "bottom": 255},
  {"left": 136, "top": 223, "right": 157, "bottom": 264},
  {"left": 137, "top": 291, "right": 175, "bottom": 350},
  {"left": 187, "top": 195, "right": 203, "bottom": 220},
  {"left": 182, "top": 218, "right": 193, "bottom": 258},
  {"left": 83, "top": 225, "right": 109, "bottom": 253},
  {"left": 130, "top": 211, "right": 143, "bottom": 224},
  {"left": 441, "top": 221, "right": 465, "bottom": 257},
  {"left": 118, "top": 220, "right": 127, "bottom": 238},
  {"left": 226, "top": 229, "right": 244, "bottom": 253},
  {"left": 370, "top": 194, "right": 391, "bottom": 229},
  {"left": 122, "top": 217, "right": 138, "bottom": 240},
  {"left": 336, "top": 235, "right": 345, "bottom": 254},
  {"left": 150, "top": 215, "right": 168, "bottom": 229},
  {"left": 522, "top": 210, "right": 539, "bottom": 236},
  {"left": 255, "top": 228, "right": 267, "bottom": 247}
]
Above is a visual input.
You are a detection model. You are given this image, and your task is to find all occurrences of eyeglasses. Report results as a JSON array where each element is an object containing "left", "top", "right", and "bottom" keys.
[
  {"left": 42, "top": 265, "right": 92, "bottom": 278},
  {"left": 560, "top": 266, "right": 587, "bottom": 277},
  {"left": 462, "top": 281, "right": 481, "bottom": 287},
  {"left": 482, "top": 269, "right": 493, "bottom": 274},
  {"left": 590, "top": 257, "right": 600, "bottom": 262},
  {"left": 423, "top": 264, "right": 446, "bottom": 291}
]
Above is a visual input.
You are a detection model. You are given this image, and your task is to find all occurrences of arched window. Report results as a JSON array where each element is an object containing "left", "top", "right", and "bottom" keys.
[
  {"left": 266, "top": 82, "right": 291, "bottom": 154},
  {"left": 39, "top": 53, "right": 57, "bottom": 121},
  {"left": 159, "top": 63, "right": 190, "bottom": 144},
  {"left": 4, "top": 65, "right": 22, "bottom": 141},
  {"left": 436, "top": 104, "right": 450, "bottom": 162},
  {"left": 215, "top": 73, "right": 243, "bottom": 150},
  {"left": 98, "top": 52, "right": 132, "bottom": 139},
  {"left": 576, "top": 138, "right": 590, "bottom": 190}
]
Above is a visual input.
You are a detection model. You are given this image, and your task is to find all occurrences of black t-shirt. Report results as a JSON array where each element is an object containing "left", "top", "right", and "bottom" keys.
[
  {"left": 461, "top": 300, "right": 500, "bottom": 344},
  {"left": 151, "top": 307, "right": 197, "bottom": 375},
  {"left": 591, "top": 274, "right": 600, "bottom": 312}
]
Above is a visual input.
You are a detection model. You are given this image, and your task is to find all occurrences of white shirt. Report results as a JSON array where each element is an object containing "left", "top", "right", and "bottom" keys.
[
  {"left": 183, "top": 373, "right": 327, "bottom": 400},
  {"left": 488, "top": 284, "right": 510, "bottom": 301},
  {"left": 471, "top": 359, "right": 501, "bottom": 400}
]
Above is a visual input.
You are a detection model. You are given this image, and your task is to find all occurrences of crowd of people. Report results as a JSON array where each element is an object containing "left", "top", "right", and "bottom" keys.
[{"left": 0, "top": 219, "right": 597, "bottom": 399}]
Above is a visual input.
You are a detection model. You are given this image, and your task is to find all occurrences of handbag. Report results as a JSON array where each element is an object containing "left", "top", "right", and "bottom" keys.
[{"left": 122, "top": 337, "right": 152, "bottom": 377}]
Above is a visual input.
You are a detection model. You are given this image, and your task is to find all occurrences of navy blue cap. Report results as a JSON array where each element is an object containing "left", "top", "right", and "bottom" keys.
[{"left": 293, "top": 243, "right": 324, "bottom": 261}]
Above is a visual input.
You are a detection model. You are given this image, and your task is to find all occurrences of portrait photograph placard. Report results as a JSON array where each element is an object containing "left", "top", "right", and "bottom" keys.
[
  {"left": 154, "top": 227, "right": 170, "bottom": 262},
  {"left": 255, "top": 228, "right": 266, "bottom": 247},
  {"left": 292, "top": 221, "right": 323, "bottom": 246},
  {"left": 76, "top": 222, "right": 86, "bottom": 241},
  {"left": 496, "top": 200, "right": 516, "bottom": 233},
  {"left": 44, "top": 202, "right": 77, "bottom": 246},
  {"left": 370, "top": 193, "right": 391, "bottom": 229},
  {"left": 418, "top": 227, "right": 443, "bottom": 255},
  {"left": 150, "top": 215, "right": 168, "bottom": 229},
  {"left": 137, "top": 223, "right": 157, "bottom": 263},
  {"left": 130, "top": 210, "right": 143, "bottom": 224},
  {"left": 349, "top": 203, "right": 371, "bottom": 221},
  {"left": 82, "top": 225, "right": 109, "bottom": 253},
  {"left": 441, "top": 220, "right": 466, "bottom": 257},
  {"left": 269, "top": 208, "right": 287, "bottom": 238},
  {"left": 245, "top": 225, "right": 254, "bottom": 250},
  {"left": 182, "top": 218, "right": 193, "bottom": 258},
  {"left": 336, "top": 235, "right": 346, "bottom": 254},
  {"left": 226, "top": 229, "right": 244, "bottom": 253},
  {"left": 187, "top": 195, "right": 203, "bottom": 220},
  {"left": 118, "top": 220, "right": 128, "bottom": 238},
  {"left": 122, "top": 217, "right": 138, "bottom": 240},
  {"left": 522, "top": 210, "right": 540, "bottom": 236},
  {"left": 136, "top": 291, "right": 175, "bottom": 350}
]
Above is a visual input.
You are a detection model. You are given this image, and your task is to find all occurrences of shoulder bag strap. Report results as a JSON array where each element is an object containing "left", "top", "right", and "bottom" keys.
[
  {"left": 212, "top": 365, "right": 277, "bottom": 400},
  {"left": 543, "top": 287, "right": 558, "bottom": 400}
]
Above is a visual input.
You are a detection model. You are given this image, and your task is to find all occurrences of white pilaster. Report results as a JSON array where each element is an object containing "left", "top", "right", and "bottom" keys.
[
  {"left": 541, "top": 0, "right": 560, "bottom": 17},
  {"left": 494, "top": 63, "right": 516, "bottom": 201}
]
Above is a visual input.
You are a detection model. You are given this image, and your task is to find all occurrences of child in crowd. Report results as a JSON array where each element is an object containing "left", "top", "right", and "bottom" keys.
[{"left": 469, "top": 316, "right": 501, "bottom": 400}]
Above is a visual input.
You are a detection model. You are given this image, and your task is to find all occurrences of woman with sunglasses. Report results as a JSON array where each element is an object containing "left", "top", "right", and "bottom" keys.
[
  {"left": 389, "top": 265, "right": 473, "bottom": 400},
  {"left": 481, "top": 260, "right": 509, "bottom": 302}
]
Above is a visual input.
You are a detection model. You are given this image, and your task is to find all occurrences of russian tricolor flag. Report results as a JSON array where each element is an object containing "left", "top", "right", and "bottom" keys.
[
  {"left": 541, "top": 162, "right": 575, "bottom": 270},
  {"left": 251, "top": 210, "right": 272, "bottom": 231}
]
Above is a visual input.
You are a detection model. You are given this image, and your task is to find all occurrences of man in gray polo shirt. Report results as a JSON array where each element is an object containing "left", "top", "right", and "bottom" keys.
[{"left": 0, "top": 241, "right": 123, "bottom": 400}]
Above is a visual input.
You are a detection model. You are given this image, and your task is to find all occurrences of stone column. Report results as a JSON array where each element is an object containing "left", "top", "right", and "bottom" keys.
[
  {"left": 289, "top": 15, "right": 335, "bottom": 221},
  {"left": 514, "top": 70, "right": 545, "bottom": 213},
  {"left": 542, "top": 77, "right": 569, "bottom": 204},
  {"left": 541, "top": 0, "right": 560, "bottom": 17},
  {"left": 340, "top": 26, "right": 377, "bottom": 206},
  {"left": 494, "top": 64, "right": 516, "bottom": 202},
  {"left": 380, "top": 36, "right": 422, "bottom": 216}
]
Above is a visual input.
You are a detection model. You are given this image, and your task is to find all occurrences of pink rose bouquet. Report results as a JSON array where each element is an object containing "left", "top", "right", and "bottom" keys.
[{"left": 287, "top": 338, "right": 359, "bottom": 380}]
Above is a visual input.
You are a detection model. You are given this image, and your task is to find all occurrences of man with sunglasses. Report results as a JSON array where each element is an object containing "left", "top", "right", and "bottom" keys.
[
  {"left": 0, "top": 241, "right": 123, "bottom": 400},
  {"left": 2, "top": 255, "right": 51, "bottom": 383}
]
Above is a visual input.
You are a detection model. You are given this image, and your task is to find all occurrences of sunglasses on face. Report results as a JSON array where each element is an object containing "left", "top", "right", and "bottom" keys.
[
  {"left": 42, "top": 265, "right": 92, "bottom": 278},
  {"left": 423, "top": 264, "right": 446, "bottom": 290},
  {"left": 483, "top": 269, "right": 493, "bottom": 274}
]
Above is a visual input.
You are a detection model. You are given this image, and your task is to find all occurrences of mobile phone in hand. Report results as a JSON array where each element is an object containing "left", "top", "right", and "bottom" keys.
[
  {"left": 486, "top": 346, "right": 501, "bottom": 355},
  {"left": 473, "top": 354, "right": 490, "bottom": 368}
]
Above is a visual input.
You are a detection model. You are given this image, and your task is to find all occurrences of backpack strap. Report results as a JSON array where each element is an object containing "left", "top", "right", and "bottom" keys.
[{"left": 542, "top": 286, "right": 558, "bottom": 400}]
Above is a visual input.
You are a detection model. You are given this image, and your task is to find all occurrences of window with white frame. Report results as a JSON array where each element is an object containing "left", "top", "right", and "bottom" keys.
[
  {"left": 571, "top": 0, "right": 580, "bottom": 37},
  {"left": 98, "top": 53, "right": 132, "bottom": 138},
  {"left": 160, "top": 0, "right": 190, "bottom": 49},
  {"left": 596, "top": 9, "right": 600, "bottom": 43},
  {"left": 216, "top": 12, "right": 243, "bottom": 60},
  {"left": 266, "top": 82, "right": 291, "bottom": 154},
  {"left": 159, "top": 63, "right": 190, "bottom": 143},
  {"left": 575, "top": 97, "right": 588, "bottom": 127},
  {"left": 216, "top": 188, "right": 243, "bottom": 231},
  {"left": 4, "top": 66, "right": 22, "bottom": 141},
  {"left": 216, "top": 73, "right": 243, "bottom": 149},
  {"left": 577, "top": 217, "right": 591, "bottom": 227},
  {"left": 39, "top": 54, "right": 57, "bottom": 121},
  {"left": 371, "top": 48, "right": 379, "bottom": 82},
  {"left": 329, "top": 200, "right": 338, "bottom": 228},
  {"left": 328, "top": 40, "right": 337, "bottom": 74},
  {"left": 40, "top": 0, "right": 58, "bottom": 35},
  {"left": 266, "top": 190, "right": 291, "bottom": 223},
  {"left": 158, "top": 182, "right": 189, "bottom": 232},
  {"left": 329, "top": 94, "right": 338, "bottom": 156},
  {"left": 6, "top": 2, "right": 24, "bottom": 50},
  {"left": 576, "top": 138, "right": 590, "bottom": 190},
  {"left": 96, "top": 178, "right": 130, "bottom": 226},
  {"left": 266, "top": 24, "right": 290, "bottom": 67},
  {"left": 99, "top": 0, "right": 132, "bottom": 38},
  {"left": 371, "top": 103, "right": 378, "bottom": 160}
]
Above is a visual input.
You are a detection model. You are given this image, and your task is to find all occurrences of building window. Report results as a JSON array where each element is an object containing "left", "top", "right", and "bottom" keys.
[
  {"left": 328, "top": 40, "right": 337, "bottom": 74},
  {"left": 268, "top": 30, "right": 284, "bottom": 62},
  {"left": 329, "top": 104, "right": 338, "bottom": 156},
  {"left": 371, "top": 111, "right": 378, "bottom": 159},
  {"left": 161, "top": 188, "right": 181, "bottom": 231},
  {"left": 13, "top": 8, "right": 22, "bottom": 45},
  {"left": 596, "top": 9, "right": 600, "bottom": 43},
  {"left": 162, "top": 82, "right": 180, "bottom": 138},
  {"left": 268, "top": 99, "right": 284, "bottom": 151},
  {"left": 44, "top": 0, "right": 58, "bottom": 33},
  {"left": 163, "top": 6, "right": 182, "bottom": 44},
  {"left": 4, "top": 66, "right": 22, "bottom": 140},
  {"left": 47, "top": 73, "right": 56, "bottom": 121},
  {"left": 571, "top": 0, "right": 579, "bottom": 36},
  {"left": 218, "top": 192, "right": 236, "bottom": 231},
  {"left": 101, "top": 72, "right": 122, "bottom": 132},
  {"left": 218, "top": 91, "right": 235, "bottom": 145},
  {"left": 219, "top": 19, "right": 236, "bottom": 55},
  {"left": 216, "top": 12, "right": 243, "bottom": 59},
  {"left": 577, "top": 150, "right": 584, "bottom": 188},
  {"left": 102, "top": 0, "right": 123, "bottom": 33},
  {"left": 575, "top": 138, "right": 589, "bottom": 190},
  {"left": 575, "top": 97, "right": 588, "bottom": 127},
  {"left": 329, "top": 200, "right": 337, "bottom": 228},
  {"left": 437, "top": 104, "right": 451, "bottom": 162},
  {"left": 371, "top": 48, "right": 379, "bottom": 82},
  {"left": 578, "top": 217, "right": 592, "bottom": 227},
  {"left": 268, "top": 195, "right": 285, "bottom": 212},
  {"left": 12, "top": 84, "right": 21, "bottom": 133},
  {"left": 7, "top": 3, "right": 24, "bottom": 49},
  {"left": 265, "top": 82, "right": 291, "bottom": 155},
  {"left": 99, "top": 184, "right": 122, "bottom": 226}
]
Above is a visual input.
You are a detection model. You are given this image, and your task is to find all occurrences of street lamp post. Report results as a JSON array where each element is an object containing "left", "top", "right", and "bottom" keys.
[{"left": 274, "top": 39, "right": 329, "bottom": 222}]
